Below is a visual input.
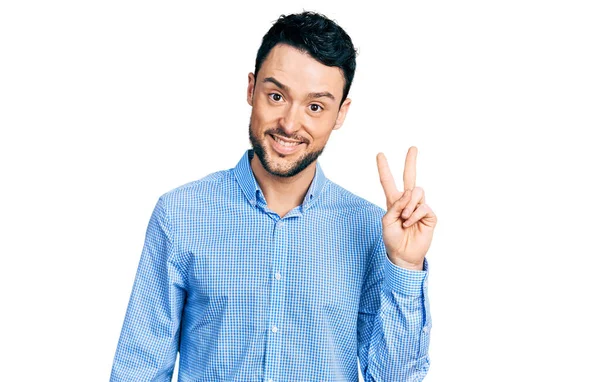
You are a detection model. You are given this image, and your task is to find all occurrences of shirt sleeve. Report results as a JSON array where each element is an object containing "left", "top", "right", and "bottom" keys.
[
  {"left": 357, "top": 237, "right": 431, "bottom": 381},
  {"left": 110, "top": 197, "right": 188, "bottom": 382}
]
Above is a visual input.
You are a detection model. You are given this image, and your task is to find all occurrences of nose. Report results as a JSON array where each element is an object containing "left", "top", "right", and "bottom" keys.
[{"left": 278, "top": 104, "right": 302, "bottom": 136}]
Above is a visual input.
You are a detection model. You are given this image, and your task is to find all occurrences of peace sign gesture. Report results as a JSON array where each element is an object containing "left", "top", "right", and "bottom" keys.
[{"left": 376, "top": 147, "right": 437, "bottom": 270}]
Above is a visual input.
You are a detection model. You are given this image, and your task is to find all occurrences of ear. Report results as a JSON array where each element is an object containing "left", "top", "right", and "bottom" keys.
[
  {"left": 247, "top": 72, "right": 255, "bottom": 106},
  {"left": 333, "top": 98, "right": 352, "bottom": 130}
]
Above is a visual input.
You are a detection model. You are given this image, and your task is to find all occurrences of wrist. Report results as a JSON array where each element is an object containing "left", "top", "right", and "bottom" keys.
[{"left": 387, "top": 254, "right": 424, "bottom": 271}]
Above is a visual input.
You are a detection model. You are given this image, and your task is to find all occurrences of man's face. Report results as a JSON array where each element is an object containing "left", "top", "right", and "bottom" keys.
[{"left": 247, "top": 44, "right": 351, "bottom": 178}]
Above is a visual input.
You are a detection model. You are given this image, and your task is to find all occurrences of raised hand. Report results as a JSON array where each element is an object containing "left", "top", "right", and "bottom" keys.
[{"left": 376, "top": 147, "right": 437, "bottom": 270}]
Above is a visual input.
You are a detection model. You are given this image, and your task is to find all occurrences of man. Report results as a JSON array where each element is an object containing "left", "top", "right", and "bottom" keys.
[{"left": 110, "top": 11, "right": 437, "bottom": 382}]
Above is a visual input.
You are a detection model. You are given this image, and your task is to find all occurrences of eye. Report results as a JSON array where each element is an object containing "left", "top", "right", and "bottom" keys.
[
  {"left": 269, "top": 93, "right": 283, "bottom": 102},
  {"left": 309, "top": 104, "right": 323, "bottom": 112}
]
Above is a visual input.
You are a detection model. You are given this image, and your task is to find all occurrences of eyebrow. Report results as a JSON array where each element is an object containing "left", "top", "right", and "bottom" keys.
[{"left": 263, "top": 76, "right": 336, "bottom": 102}]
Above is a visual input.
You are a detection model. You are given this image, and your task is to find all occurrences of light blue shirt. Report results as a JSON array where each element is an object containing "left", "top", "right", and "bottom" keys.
[{"left": 110, "top": 150, "right": 431, "bottom": 381}]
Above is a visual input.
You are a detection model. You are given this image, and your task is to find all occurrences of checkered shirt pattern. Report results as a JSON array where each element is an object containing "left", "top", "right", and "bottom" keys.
[{"left": 110, "top": 150, "right": 431, "bottom": 381}]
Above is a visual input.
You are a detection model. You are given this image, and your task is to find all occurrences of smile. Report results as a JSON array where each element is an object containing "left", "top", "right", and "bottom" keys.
[
  {"left": 272, "top": 135, "right": 302, "bottom": 146},
  {"left": 269, "top": 134, "right": 305, "bottom": 155}
]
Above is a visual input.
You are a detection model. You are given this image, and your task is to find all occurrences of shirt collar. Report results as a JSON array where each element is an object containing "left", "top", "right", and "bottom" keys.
[{"left": 232, "top": 149, "right": 328, "bottom": 211}]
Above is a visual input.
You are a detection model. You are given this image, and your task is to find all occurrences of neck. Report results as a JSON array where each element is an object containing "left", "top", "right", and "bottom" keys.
[{"left": 250, "top": 154, "right": 316, "bottom": 217}]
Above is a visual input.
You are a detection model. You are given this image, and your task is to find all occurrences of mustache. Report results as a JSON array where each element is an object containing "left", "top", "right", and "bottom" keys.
[{"left": 265, "top": 127, "right": 307, "bottom": 144}]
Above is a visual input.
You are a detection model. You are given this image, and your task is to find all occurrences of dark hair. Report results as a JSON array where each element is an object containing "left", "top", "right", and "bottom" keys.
[{"left": 254, "top": 11, "right": 357, "bottom": 105}]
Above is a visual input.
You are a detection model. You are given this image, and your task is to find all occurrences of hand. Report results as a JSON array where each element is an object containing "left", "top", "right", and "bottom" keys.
[{"left": 376, "top": 147, "right": 437, "bottom": 270}]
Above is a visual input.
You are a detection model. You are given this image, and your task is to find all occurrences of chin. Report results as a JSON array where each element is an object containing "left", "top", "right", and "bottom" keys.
[
  {"left": 249, "top": 123, "right": 324, "bottom": 178},
  {"left": 262, "top": 146, "right": 324, "bottom": 178}
]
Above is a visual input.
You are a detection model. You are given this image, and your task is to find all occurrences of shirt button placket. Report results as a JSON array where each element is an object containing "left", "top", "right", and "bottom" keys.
[{"left": 265, "top": 218, "right": 286, "bottom": 382}]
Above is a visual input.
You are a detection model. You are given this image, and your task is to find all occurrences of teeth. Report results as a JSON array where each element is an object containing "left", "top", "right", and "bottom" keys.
[{"left": 273, "top": 136, "right": 301, "bottom": 147}]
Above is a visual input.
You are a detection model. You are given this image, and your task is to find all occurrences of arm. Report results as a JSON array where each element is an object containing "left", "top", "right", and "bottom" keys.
[
  {"left": 110, "top": 197, "right": 187, "bottom": 381},
  {"left": 357, "top": 238, "right": 431, "bottom": 381},
  {"left": 361, "top": 147, "right": 436, "bottom": 380}
]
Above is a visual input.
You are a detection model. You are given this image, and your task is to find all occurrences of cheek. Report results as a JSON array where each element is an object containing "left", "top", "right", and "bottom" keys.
[
  {"left": 304, "top": 115, "right": 337, "bottom": 141},
  {"left": 251, "top": 100, "right": 280, "bottom": 126}
]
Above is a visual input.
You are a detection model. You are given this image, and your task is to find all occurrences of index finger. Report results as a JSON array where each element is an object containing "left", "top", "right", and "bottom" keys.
[
  {"left": 376, "top": 152, "right": 402, "bottom": 204},
  {"left": 403, "top": 146, "right": 418, "bottom": 191}
]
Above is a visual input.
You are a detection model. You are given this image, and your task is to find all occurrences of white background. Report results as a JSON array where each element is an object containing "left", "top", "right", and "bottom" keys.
[{"left": 1, "top": 1, "right": 599, "bottom": 381}]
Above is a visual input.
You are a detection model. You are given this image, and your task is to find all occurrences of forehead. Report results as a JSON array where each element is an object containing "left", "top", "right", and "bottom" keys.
[{"left": 258, "top": 44, "right": 345, "bottom": 99}]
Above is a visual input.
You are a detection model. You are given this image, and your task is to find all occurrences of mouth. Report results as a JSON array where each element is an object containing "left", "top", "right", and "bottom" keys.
[{"left": 268, "top": 134, "right": 305, "bottom": 155}]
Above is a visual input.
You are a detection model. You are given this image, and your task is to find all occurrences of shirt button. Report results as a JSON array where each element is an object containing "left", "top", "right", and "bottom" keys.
[
  {"left": 423, "top": 326, "right": 430, "bottom": 333},
  {"left": 271, "top": 325, "right": 278, "bottom": 333},
  {"left": 275, "top": 272, "right": 282, "bottom": 280},
  {"left": 267, "top": 379, "right": 273, "bottom": 382}
]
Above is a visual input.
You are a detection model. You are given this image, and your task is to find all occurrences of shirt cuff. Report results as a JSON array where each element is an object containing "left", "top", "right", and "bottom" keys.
[{"left": 383, "top": 255, "right": 428, "bottom": 296}]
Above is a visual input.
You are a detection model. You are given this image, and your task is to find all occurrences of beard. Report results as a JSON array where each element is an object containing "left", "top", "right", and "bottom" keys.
[{"left": 248, "top": 122, "right": 325, "bottom": 178}]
